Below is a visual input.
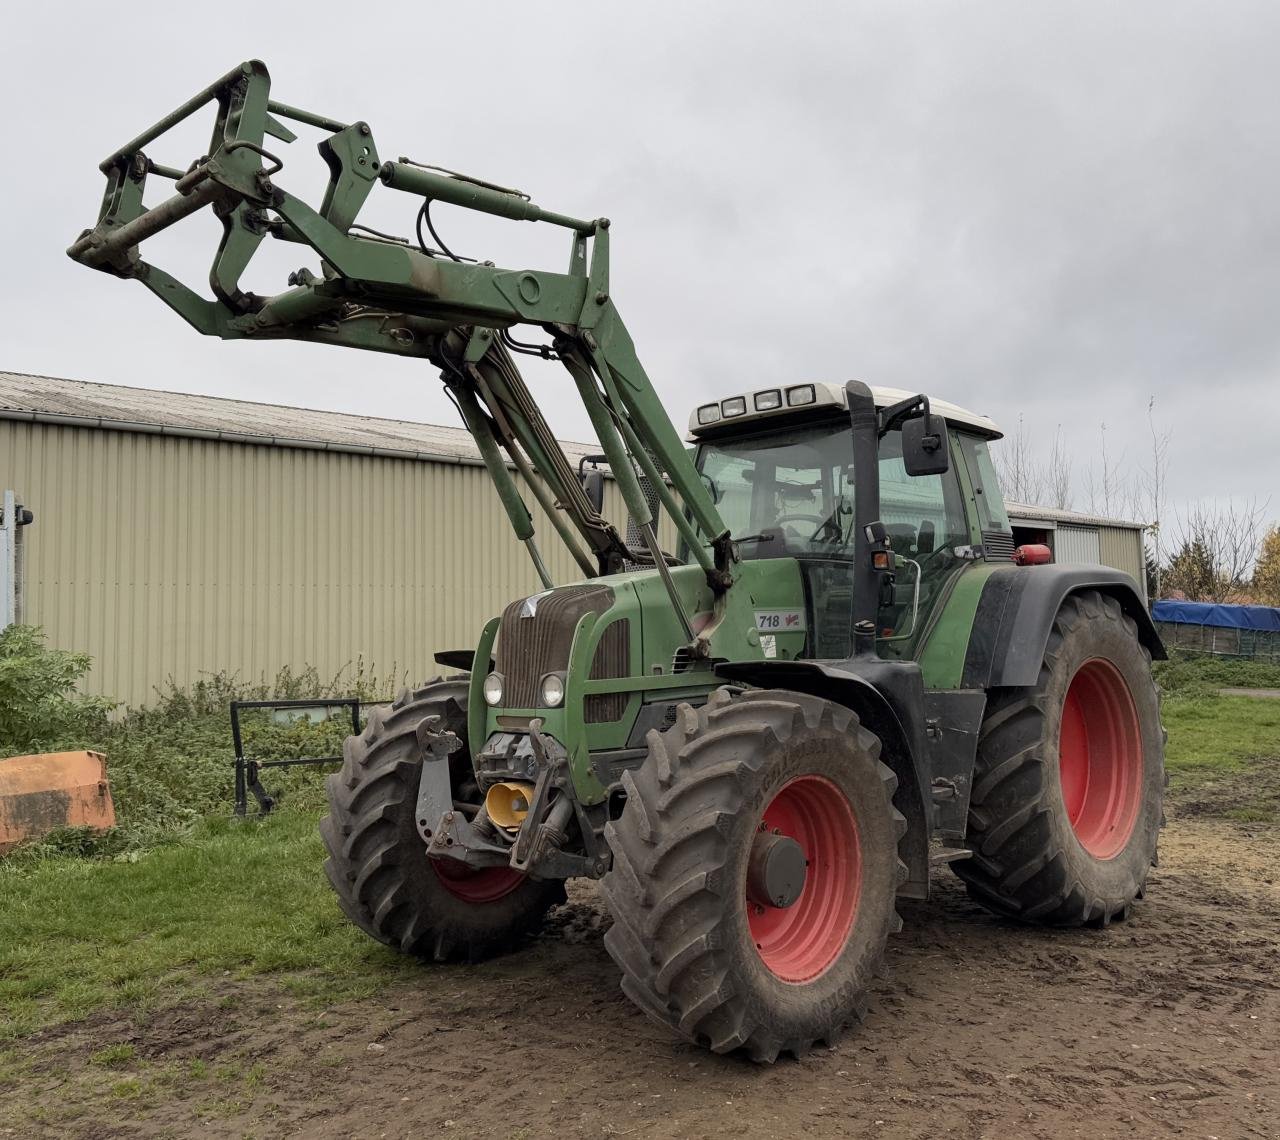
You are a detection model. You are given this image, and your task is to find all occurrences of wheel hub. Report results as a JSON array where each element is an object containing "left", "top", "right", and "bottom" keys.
[
  {"left": 747, "top": 832, "right": 807, "bottom": 909},
  {"left": 746, "top": 774, "right": 861, "bottom": 984},
  {"left": 431, "top": 857, "right": 525, "bottom": 903},
  {"left": 1059, "top": 657, "right": 1143, "bottom": 859}
]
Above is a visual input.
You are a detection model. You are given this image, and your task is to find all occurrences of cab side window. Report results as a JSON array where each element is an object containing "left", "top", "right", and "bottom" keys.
[
  {"left": 698, "top": 449, "right": 754, "bottom": 538},
  {"left": 876, "top": 428, "right": 970, "bottom": 651},
  {"left": 956, "top": 434, "right": 1011, "bottom": 533},
  {"left": 877, "top": 429, "right": 969, "bottom": 560}
]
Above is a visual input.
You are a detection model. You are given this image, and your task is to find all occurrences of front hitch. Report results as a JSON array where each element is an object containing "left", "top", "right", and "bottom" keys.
[
  {"left": 413, "top": 715, "right": 509, "bottom": 869},
  {"left": 416, "top": 713, "right": 601, "bottom": 878}
]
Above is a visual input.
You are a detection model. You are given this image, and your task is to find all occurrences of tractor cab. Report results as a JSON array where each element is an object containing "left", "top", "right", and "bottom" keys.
[{"left": 687, "top": 382, "right": 1009, "bottom": 658}]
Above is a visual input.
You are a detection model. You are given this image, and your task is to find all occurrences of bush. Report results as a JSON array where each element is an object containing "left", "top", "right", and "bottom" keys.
[
  {"left": 1, "top": 641, "right": 403, "bottom": 860},
  {"left": 96, "top": 679, "right": 371, "bottom": 851},
  {"left": 0, "top": 626, "right": 113, "bottom": 754}
]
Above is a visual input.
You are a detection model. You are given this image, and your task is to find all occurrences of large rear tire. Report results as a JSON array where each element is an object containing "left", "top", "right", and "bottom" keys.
[
  {"left": 955, "top": 590, "right": 1164, "bottom": 926},
  {"left": 601, "top": 688, "right": 905, "bottom": 1062},
  {"left": 319, "top": 679, "right": 564, "bottom": 961}
]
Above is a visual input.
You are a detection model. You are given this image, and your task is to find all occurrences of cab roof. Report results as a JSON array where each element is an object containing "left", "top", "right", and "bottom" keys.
[{"left": 687, "top": 382, "right": 1002, "bottom": 440}]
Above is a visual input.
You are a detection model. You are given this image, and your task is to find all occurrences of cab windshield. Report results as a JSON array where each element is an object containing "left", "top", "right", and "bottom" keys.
[
  {"left": 695, "top": 420, "right": 857, "bottom": 559},
  {"left": 694, "top": 417, "right": 969, "bottom": 565}
]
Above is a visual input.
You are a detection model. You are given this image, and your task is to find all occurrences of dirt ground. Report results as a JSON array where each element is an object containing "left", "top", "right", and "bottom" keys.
[{"left": 6, "top": 812, "right": 1279, "bottom": 1140}]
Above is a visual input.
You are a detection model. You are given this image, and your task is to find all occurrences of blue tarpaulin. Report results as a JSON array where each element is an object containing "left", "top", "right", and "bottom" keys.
[{"left": 1152, "top": 600, "right": 1280, "bottom": 632}]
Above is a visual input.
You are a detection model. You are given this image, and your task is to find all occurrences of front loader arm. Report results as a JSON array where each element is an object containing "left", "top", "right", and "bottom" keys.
[{"left": 68, "top": 60, "right": 734, "bottom": 631}]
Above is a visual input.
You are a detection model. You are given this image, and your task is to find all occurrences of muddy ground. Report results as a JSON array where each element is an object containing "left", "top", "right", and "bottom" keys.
[{"left": 5, "top": 811, "right": 1278, "bottom": 1140}]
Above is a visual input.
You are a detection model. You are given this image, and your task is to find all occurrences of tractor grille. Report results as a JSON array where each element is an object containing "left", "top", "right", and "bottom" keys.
[
  {"left": 495, "top": 584, "right": 615, "bottom": 709},
  {"left": 982, "top": 530, "right": 1015, "bottom": 562},
  {"left": 585, "top": 619, "right": 631, "bottom": 723}
]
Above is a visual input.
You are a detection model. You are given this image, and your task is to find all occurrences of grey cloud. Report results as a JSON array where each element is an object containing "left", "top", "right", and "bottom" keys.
[{"left": 3, "top": 0, "right": 1276, "bottom": 521}]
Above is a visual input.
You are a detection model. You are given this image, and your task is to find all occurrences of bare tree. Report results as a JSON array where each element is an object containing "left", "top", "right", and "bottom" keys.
[
  {"left": 1171, "top": 498, "right": 1268, "bottom": 602},
  {"left": 993, "top": 405, "right": 1162, "bottom": 536},
  {"left": 993, "top": 413, "right": 1046, "bottom": 505},
  {"left": 1100, "top": 421, "right": 1115, "bottom": 516},
  {"left": 1084, "top": 420, "right": 1136, "bottom": 517},
  {"left": 1141, "top": 397, "right": 1171, "bottom": 598},
  {"left": 1045, "top": 425, "right": 1073, "bottom": 510},
  {"left": 1116, "top": 474, "right": 1147, "bottom": 526},
  {"left": 1082, "top": 419, "right": 1143, "bottom": 520}
]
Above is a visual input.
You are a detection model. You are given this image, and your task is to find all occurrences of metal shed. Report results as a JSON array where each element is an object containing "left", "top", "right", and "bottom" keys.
[
  {"left": 1005, "top": 500, "right": 1149, "bottom": 602},
  {"left": 0, "top": 371, "right": 665, "bottom": 706}
]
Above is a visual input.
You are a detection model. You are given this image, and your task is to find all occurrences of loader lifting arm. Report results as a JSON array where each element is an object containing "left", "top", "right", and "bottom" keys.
[{"left": 67, "top": 60, "right": 734, "bottom": 638}]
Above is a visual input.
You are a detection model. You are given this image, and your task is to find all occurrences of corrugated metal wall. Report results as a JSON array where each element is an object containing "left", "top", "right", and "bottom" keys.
[
  {"left": 2, "top": 420, "right": 668, "bottom": 706},
  {"left": 1098, "top": 526, "right": 1147, "bottom": 601},
  {"left": 1053, "top": 524, "right": 1147, "bottom": 601},
  {"left": 1045, "top": 522, "right": 1146, "bottom": 601},
  {"left": 1055, "top": 524, "right": 1102, "bottom": 565}
]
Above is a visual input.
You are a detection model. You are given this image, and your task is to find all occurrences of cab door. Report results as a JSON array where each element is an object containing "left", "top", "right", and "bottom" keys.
[{"left": 874, "top": 427, "right": 974, "bottom": 660}]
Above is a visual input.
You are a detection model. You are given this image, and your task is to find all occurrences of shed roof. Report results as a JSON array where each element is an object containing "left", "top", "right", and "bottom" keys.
[
  {"left": 1005, "top": 499, "right": 1147, "bottom": 532},
  {"left": 0, "top": 370, "right": 602, "bottom": 467}
]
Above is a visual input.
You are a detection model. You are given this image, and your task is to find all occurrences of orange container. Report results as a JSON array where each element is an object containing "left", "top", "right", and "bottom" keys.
[{"left": 0, "top": 751, "right": 116, "bottom": 854}]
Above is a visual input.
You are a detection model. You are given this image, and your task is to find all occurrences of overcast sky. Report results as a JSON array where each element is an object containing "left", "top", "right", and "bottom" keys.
[{"left": 3, "top": 2, "right": 1277, "bottom": 531}]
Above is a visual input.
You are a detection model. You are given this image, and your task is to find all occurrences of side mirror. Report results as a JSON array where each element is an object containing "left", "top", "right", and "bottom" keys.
[
  {"left": 902, "top": 413, "right": 950, "bottom": 476},
  {"left": 581, "top": 468, "right": 605, "bottom": 514}
]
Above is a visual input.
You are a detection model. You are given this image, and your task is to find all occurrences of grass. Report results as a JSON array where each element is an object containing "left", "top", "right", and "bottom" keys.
[
  {"left": 1162, "top": 695, "right": 1280, "bottom": 774},
  {"left": 1153, "top": 651, "right": 1280, "bottom": 697},
  {"left": 1160, "top": 694, "right": 1280, "bottom": 822},
  {"left": 0, "top": 630, "right": 422, "bottom": 1042},
  {"left": 0, "top": 811, "right": 416, "bottom": 1041},
  {"left": 1156, "top": 653, "right": 1280, "bottom": 823},
  {"left": 90, "top": 1042, "right": 137, "bottom": 1068}
]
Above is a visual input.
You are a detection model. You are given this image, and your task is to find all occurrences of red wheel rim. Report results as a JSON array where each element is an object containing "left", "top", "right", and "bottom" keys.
[
  {"left": 431, "top": 858, "right": 525, "bottom": 903},
  {"left": 1059, "top": 658, "right": 1143, "bottom": 859},
  {"left": 747, "top": 775, "right": 861, "bottom": 984}
]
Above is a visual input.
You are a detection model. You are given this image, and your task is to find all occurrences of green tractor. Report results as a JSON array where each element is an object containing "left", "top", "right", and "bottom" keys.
[{"left": 70, "top": 61, "right": 1166, "bottom": 1062}]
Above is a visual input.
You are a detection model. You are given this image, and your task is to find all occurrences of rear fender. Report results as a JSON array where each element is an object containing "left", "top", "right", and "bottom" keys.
[
  {"left": 714, "top": 659, "right": 931, "bottom": 900},
  {"left": 962, "top": 566, "right": 1164, "bottom": 690}
]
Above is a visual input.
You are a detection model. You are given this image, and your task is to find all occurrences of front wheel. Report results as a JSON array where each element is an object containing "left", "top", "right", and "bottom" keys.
[
  {"left": 601, "top": 688, "right": 905, "bottom": 1062},
  {"left": 955, "top": 590, "right": 1165, "bottom": 926},
  {"left": 319, "top": 679, "right": 564, "bottom": 961}
]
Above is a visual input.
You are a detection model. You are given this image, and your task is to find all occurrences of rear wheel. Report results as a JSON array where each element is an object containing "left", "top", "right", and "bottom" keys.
[
  {"left": 319, "top": 679, "right": 564, "bottom": 961},
  {"left": 601, "top": 688, "right": 905, "bottom": 1062},
  {"left": 955, "top": 591, "right": 1164, "bottom": 926}
]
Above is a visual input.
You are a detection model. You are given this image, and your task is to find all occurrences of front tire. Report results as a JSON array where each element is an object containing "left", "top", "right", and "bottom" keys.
[
  {"left": 601, "top": 688, "right": 905, "bottom": 1062},
  {"left": 319, "top": 679, "right": 564, "bottom": 961},
  {"left": 955, "top": 590, "right": 1164, "bottom": 926}
]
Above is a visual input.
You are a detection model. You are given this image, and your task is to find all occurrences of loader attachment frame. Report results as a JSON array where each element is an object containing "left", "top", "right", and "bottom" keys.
[{"left": 68, "top": 60, "right": 734, "bottom": 639}]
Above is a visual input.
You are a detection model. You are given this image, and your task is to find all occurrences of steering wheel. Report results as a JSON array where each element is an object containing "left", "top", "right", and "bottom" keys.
[
  {"left": 794, "top": 512, "right": 854, "bottom": 547},
  {"left": 774, "top": 512, "right": 827, "bottom": 530}
]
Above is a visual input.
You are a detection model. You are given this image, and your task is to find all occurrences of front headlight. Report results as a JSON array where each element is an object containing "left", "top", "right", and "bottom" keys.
[
  {"left": 482, "top": 672, "right": 504, "bottom": 707},
  {"left": 540, "top": 673, "right": 566, "bottom": 708}
]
